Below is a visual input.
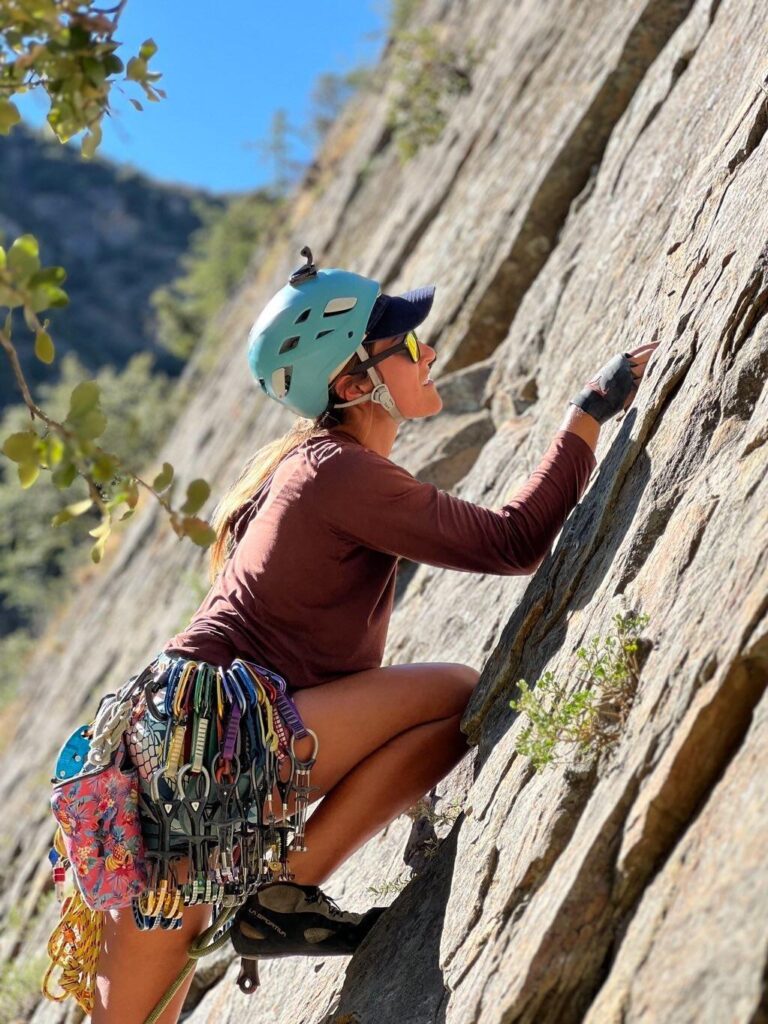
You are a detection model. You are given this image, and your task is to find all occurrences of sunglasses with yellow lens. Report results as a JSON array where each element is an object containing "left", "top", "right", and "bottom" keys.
[{"left": 348, "top": 331, "right": 421, "bottom": 377}]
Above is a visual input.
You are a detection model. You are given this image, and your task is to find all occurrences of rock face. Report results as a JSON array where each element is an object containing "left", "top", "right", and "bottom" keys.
[{"left": 1, "top": 0, "right": 766, "bottom": 1021}]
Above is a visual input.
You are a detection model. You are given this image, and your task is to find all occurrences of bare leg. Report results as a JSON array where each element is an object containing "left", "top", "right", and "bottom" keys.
[
  {"left": 92, "top": 888, "right": 211, "bottom": 1024},
  {"left": 264, "top": 662, "right": 479, "bottom": 834},
  {"left": 93, "top": 664, "right": 478, "bottom": 1021},
  {"left": 288, "top": 712, "right": 468, "bottom": 885}
]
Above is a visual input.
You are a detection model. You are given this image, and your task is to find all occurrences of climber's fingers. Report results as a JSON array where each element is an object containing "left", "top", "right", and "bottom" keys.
[
  {"left": 622, "top": 341, "right": 660, "bottom": 410},
  {"left": 626, "top": 341, "right": 659, "bottom": 367}
]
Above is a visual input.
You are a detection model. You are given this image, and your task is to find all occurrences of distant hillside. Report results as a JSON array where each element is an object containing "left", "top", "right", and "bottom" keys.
[{"left": 0, "top": 126, "right": 217, "bottom": 410}]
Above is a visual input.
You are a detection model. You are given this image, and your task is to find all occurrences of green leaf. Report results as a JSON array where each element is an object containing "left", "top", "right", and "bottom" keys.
[
  {"left": 139, "top": 38, "right": 158, "bottom": 60},
  {"left": 120, "top": 508, "right": 136, "bottom": 522},
  {"left": 90, "top": 517, "right": 112, "bottom": 562},
  {"left": 18, "top": 461, "right": 40, "bottom": 488},
  {"left": 180, "top": 478, "right": 210, "bottom": 515},
  {"left": 47, "top": 103, "right": 76, "bottom": 144},
  {"left": 103, "top": 54, "right": 124, "bottom": 76},
  {"left": 51, "top": 498, "right": 92, "bottom": 527},
  {"left": 0, "top": 99, "right": 21, "bottom": 135},
  {"left": 7, "top": 235, "right": 41, "bottom": 282},
  {"left": 44, "top": 285, "right": 69, "bottom": 309},
  {"left": 52, "top": 461, "right": 77, "bottom": 488},
  {"left": 76, "top": 408, "right": 107, "bottom": 440},
  {"left": 39, "top": 432, "right": 65, "bottom": 467},
  {"left": 81, "top": 122, "right": 102, "bottom": 159},
  {"left": 68, "top": 24, "right": 90, "bottom": 49},
  {"left": 91, "top": 537, "right": 107, "bottom": 563},
  {"left": 88, "top": 518, "right": 111, "bottom": 540},
  {"left": 28, "top": 267, "right": 69, "bottom": 311},
  {"left": 67, "top": 380, "right": 100, "bottom": 418},
  {"left": 83, "top": 57, "right": 106, "bottom": 88},
  {"left": 126, "top": 56, "right": 147, "bottom": 81},
  {"left": 125, "top": 478, "right": 139, "bottom": 509},
  {"left": 92, "top": 452, "right": 118, "bottom": 483},
  {"left": 34, "top": 329, "right": 55, "bottom": 364},
  {"left": 2, "top": 430, "right": 38, "bottom": 463},
  {"left": 151, "top": 462, "right": 174, "bottom": 492},
  {"left": 183, "top": 517, "right": 217, "bottom": 548},
  {"left": 0, "top": 286, "right": 21, "bottom": 309},
  {"left": 51, "top": 508, "right": 72, "bottom": 527}
]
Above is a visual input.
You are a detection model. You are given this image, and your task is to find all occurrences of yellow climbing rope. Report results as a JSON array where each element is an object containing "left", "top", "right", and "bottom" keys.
[
  {"left": 39, "top": 827, "right": 238, "bottom": 1022},
  {"left": 41, "top": 888, "right": 104, "bottom": 1016}
]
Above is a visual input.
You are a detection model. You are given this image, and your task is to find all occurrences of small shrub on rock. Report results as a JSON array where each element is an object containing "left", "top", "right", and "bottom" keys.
[{"left": 509, "top": 612, "right": 651, "bottom": 771}]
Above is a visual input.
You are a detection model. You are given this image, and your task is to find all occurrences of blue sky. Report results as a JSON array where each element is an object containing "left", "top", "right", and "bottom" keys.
[{"left": 16, "top": 1, "right": 389, "bottom": 194}]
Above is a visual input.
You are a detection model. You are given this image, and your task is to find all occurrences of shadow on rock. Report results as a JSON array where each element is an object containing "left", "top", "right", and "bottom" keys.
[{"left": 323, "top": 825, "right": 461, "bottom": 1024}]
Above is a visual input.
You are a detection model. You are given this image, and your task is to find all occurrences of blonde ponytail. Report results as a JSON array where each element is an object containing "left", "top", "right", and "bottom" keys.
[
  {"left": 207, "top": 351, "right": 362, "bottom": 581},
  {"left": 208, "top": 421, "right": 317, "bottom": 580}
]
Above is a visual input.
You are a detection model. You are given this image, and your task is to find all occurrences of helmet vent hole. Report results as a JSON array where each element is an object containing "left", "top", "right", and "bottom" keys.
[
  {"left": 323, "top": 297, "right": 357, "bottom": 317},
  {"left": 279, "top": 336, "right": 300, "bottom": 354},
  {"left": 316, "top": 329, "right": 333, "bottom": 339},
  {"left": 294, "top": 309, "right": 311, "bottom": 324},
  {"left": 271, "top": 366, "right": 293, "bottom": 398}
]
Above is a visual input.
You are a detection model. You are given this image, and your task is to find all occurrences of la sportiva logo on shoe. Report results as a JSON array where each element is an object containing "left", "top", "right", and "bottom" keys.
[{"left": 252, "top": 911, "right": 287, "bottom": 937}]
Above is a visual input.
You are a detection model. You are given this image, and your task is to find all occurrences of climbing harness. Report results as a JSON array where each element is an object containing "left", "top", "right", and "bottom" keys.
[{"left": 42, "top": 651, "right": 319, "bottom": 1016}]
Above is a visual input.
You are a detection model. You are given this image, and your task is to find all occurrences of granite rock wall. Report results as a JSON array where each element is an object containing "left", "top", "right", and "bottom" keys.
[{"left": 1, "top": 0, "right": 765, "bottom": 1021}]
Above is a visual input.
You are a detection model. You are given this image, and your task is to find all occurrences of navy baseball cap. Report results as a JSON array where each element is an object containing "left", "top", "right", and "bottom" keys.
[{"left": 364, "top": 285, "right": 436, "bottom": 342}]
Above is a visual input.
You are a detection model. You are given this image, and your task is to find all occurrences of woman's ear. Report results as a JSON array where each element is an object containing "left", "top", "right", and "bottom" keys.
[{"left": 334, "top": 372, "right": 370, "bottom": 404}]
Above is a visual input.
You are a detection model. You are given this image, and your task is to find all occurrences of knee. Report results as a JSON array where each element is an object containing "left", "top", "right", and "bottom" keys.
[{"left": 446, "top": 663, "right": 481, "bottom": 714}]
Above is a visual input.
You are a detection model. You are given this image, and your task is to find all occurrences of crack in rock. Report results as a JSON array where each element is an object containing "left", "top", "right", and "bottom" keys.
[
  {"left": 718, "top": 241, "right": 768, "bottom": 370},
  {"left": 727, "top": 93, "right": 768, "bottom": 174},
  {"left": 444, "top": 0, "right": 700, "bottom": 374}
]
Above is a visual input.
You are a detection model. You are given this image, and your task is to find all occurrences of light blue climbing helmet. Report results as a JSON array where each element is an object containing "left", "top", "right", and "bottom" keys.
[{"left": 247, "top": 247, "right": 405, "bottom": 422}]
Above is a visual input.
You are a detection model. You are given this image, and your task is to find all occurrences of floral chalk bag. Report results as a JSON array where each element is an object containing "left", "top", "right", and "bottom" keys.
[
  {"left": 50, "top": 743, "right": 148, "bottom": 909},
  {"left": 42, "top": 667, "right": 154, "bottom": 1014}
]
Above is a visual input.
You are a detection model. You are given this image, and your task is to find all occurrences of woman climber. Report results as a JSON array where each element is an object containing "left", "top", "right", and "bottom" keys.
[{"left": 89, "top": 247, "right": 657, "bottom": 1022}]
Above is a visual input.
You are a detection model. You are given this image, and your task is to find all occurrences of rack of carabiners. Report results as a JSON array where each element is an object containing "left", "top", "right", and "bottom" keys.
[{"left": 133, "top": 656, "right": 318, "bottom": 928}]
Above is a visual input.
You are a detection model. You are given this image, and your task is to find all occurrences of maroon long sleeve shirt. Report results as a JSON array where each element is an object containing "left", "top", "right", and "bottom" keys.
[{"left": 163, "top": 429, "right": 596, "bottom": 691}]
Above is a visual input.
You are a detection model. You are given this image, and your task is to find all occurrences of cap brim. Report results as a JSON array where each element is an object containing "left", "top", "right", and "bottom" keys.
[{"left": 365, "top": 285, "right": 436, "bottom": 341}]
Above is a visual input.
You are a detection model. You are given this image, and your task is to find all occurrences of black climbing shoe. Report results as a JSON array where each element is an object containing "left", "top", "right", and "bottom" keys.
[{"left": 231, "top": 880, "right": 386, "bottom": 959}]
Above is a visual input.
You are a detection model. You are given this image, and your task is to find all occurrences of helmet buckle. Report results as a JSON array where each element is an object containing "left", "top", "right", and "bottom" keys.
[{"left": 371, "top": 383, "right": 395, "bottom": 413}]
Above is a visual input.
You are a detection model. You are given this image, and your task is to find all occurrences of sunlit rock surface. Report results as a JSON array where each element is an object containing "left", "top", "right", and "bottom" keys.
[{"left": 3, "top": 0, "right": 766, "bottom": 1021}]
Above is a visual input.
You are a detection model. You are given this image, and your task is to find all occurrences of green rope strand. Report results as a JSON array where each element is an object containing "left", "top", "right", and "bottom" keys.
[{"left": 143, "top": 906, "right": 237, "bottom": 1024}]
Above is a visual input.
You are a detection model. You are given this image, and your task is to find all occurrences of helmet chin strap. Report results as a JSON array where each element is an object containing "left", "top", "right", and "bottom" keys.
[{"left": 329, "top": 345, "right": 407, "bottom": 425}]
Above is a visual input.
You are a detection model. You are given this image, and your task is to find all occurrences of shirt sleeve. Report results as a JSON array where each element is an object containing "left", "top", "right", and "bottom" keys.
[{"left": 317, "top": 430, "right": 597, "bottom": 575}]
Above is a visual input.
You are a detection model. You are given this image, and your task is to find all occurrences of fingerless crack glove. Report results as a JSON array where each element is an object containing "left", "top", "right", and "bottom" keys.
[{"left": 569, "top": 352, "right": 637, "bottom": 424}]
